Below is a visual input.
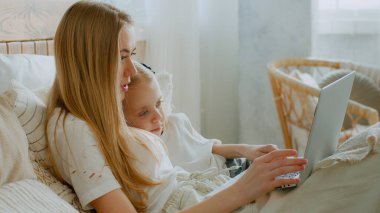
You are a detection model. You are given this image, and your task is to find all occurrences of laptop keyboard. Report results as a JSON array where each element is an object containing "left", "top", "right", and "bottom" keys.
[
  {"left": 277, "top": 171, "right": 300, "bottom": 179},
  {"left": 276, "top": 171, "right": 300, "bottom": 189}
]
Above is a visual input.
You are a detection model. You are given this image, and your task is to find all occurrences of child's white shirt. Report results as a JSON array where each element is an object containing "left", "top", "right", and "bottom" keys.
[
  {"left": 47, "top": 109, "right": 181, "bottom": 212},
  {"left": 160, "top": 113, "right": 227, "bottom": 173}
]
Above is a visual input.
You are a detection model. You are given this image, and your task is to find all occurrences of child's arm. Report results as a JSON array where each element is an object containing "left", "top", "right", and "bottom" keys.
[{"left": 212, "top": 144, "right": 278, "bottom": 161}]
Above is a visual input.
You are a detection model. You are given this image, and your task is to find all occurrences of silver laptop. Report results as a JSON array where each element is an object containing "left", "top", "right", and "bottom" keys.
[
  {"left": 277, "top": 71, "right": 355, "bottom": 188},
  {"left": 207, "top": 71, "right": 355, "bottom": 196}
]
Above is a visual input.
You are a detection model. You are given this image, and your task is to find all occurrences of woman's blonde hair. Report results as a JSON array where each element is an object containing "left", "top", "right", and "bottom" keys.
[{"left": 45, "top": 1, "right": 156, "bottom": 212}]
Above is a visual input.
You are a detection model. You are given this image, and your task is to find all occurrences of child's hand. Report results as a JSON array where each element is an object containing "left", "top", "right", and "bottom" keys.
[{"left": 240, "top": 144, "right": 279, "bottom": 161}]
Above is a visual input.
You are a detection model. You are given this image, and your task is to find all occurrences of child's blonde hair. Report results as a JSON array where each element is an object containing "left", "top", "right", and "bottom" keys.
[
  {"left": 45, "top": 1, "right": 157, "bottom": 212},
  {"left": 124, "top": 62, "right": 168, "bottom": 127}
]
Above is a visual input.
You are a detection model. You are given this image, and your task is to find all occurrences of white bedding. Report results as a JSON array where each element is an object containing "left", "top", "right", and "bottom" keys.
[
  {"left": 0, "top": 179, "right": 78, "bottom": 213},
  {"left": 258, "top": 123, "right": 380, "bottom": 213},
  {"left": 0, "top": 53, "right": 379, "bottom": 212}
]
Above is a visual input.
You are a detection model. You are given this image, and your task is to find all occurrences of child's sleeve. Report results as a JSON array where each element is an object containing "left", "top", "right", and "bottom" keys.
[{"left": 162, "top": 113, "right": 226, "bottom": 172}]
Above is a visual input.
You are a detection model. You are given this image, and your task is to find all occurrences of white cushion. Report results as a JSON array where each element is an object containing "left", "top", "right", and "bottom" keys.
[
  {"left": 0, "top": 54, "right": 55, "bottom": 94},
  {"left": 156, "top": 72, "right": 173, "bottom": 114},
  {"left": 286, "top": 69, "right": 319, "bottom": 153},
  {"left": 0, "top": 92, "right": 36, "bottom": 185},
  {"left": 5, "top": 80, "right": 87, "bottom": 211},
  {"left": 0, "top": 179, "right": 78, "bottom": 212},
  {"left": 6, "top": 80, "right": 50, "bottom": 168}
]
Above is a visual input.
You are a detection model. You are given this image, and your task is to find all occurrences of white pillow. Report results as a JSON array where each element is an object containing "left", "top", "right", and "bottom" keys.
[
  {"left": 0, "top": 54, "right": 174, "bottom": 113},
  {"left": 286, "top": 69, "right": 318, "bottom": 127},
  {"left": 292, "top": 71, "right": 319, "bottom": 89},
  {"left": 0, "top": 54, "right": 56, "bottom": 94},
  {"left": 156, "top": 72, "right": 173, "bottom": 115},
  {"left": 0, "top": 179, "right": 78, "bottom": 212},
  {"left": 6, "top": 80, "right": 50, "bottom": 168},
  {"left": 285, "top": 69, "right": 319, "bottom": 153}
]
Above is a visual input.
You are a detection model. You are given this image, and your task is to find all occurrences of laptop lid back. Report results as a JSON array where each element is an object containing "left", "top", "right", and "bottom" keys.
[{"left": 299, "top": 71, "right": 355, "bottom": 185}]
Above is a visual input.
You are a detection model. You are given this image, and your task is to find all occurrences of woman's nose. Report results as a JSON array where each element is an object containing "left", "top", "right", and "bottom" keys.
[{"left": 124, "top": 58, "right": 137, "bottom": 78}]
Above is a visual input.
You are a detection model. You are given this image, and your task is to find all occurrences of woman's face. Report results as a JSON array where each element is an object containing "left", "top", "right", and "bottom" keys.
[{"left": 119, "top": 24, "right": 137, "bottom": 100}]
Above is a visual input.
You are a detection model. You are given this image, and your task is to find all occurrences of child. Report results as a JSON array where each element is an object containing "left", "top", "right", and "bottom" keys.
[{"left": 123, "top": 62, "right": 278, "bottom": 177}]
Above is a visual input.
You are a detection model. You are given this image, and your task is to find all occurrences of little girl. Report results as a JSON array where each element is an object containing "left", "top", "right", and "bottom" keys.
[{"left": 123, "top": 62, "right": 278, "bottom": 177}]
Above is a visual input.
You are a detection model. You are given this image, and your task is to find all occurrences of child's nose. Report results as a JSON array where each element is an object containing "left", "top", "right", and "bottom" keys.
[{"left": 152, "top": 110, "right": 162, "bottom": 123}]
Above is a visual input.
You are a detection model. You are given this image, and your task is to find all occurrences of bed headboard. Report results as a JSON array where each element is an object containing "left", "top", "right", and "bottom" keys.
[
  {"left": 0, "top": 1, "right": 145, "bottom": 60},
  {"left": 0, "top": 38, "right": 55, "bottom": 55},
  {"left": 0, "top": 38, "right": 145, "bottom": 61}
]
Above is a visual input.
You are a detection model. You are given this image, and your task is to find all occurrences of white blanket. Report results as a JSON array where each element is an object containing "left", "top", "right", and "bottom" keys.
[
  {"left": 259, "top": 123, "right": 380, "bottom": 213},
  {"left": 0, "top": 179, "right": 78, "bottom": 213},
  {"left": 0, "top": 92, "right": 35, "bottom": 185}
]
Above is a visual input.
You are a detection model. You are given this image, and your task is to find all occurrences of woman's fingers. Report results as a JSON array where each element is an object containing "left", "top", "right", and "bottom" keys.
[
  {"left": 269, "top": 163, "right": 305, "bottom": 178},
  {"left": 257, "top": 149, "right": 298, "bottom": 163},
  {"left": 267, "top": 157, "right": 307, "bottom": 171}
]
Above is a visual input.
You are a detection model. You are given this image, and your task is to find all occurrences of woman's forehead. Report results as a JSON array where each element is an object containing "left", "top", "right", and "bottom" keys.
[{"left": 119, "top": 24, "right": 136, "bottom": 50}]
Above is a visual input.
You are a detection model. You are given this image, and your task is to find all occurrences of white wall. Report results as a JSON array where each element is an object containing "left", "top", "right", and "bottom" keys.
[
  {"left": 313, "top": 35, "right": 380, "bottom": 67},
  {"left": 239, "top": 0, "right": 312, "bottom": 147},
  {"left": 199, "top": 1, "right": 239, "bottom": 144}
]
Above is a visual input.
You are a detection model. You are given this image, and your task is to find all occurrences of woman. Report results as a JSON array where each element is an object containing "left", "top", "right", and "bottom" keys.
[{"left": 45, "top": 1, "right": 307, "bottom": 213}]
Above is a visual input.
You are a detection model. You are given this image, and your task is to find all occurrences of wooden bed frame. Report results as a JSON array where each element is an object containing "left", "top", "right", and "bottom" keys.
[
  {"left": 0, "top": 38, "right": 145, "bottom": 62},
  {"left": 0, "top": 38, "right": 54, "bottom": 55}
]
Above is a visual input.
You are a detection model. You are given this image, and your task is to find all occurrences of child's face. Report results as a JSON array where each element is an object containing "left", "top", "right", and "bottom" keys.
[{"left": 124, "top": 79, "right": 164, "bottom": 136}]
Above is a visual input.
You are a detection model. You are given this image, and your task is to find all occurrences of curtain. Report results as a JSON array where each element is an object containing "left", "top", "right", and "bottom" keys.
[
  {"left": 312, "top": 0, "right": 380, "bottom": 66},
  {"left": 144, "top": 0, "right": 202, "bottom": 130}
]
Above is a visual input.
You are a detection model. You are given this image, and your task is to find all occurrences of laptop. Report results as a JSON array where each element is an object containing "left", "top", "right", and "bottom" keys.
[
  {"left": 207, "top": 71, "right": 355, "bottom": 195},
  {"left": 277, "top": 71, "right": 355, "bottom": 188}
]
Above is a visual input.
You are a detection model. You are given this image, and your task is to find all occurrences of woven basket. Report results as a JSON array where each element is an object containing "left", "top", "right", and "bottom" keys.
[{"left": 268, "top": 58, "right": 379, "bottom": 150}]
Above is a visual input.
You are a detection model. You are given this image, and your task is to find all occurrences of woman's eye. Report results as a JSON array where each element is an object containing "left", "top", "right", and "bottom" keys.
[
  {"left": 131, "top": 51, "right": 137, "bottom": 56},
  {"left": 121, "top": 56, "right": 127, "bottom": 63}
]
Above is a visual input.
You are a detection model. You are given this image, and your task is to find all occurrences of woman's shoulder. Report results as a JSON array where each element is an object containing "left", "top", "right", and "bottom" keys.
[
  {"left": 47, "top": 108, "right": 95, "bottom": 145},
  {"left": 49, "top": 108, "right": 89, "bottom": 129}
]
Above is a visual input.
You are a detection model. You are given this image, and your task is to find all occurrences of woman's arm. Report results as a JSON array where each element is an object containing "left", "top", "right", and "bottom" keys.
[
  {"left": 212, "top": 143, "right": 278, "bottom": 161},
  {"left": 90, "top": 150, "right": 306, "bottom": 213},
  {"left": 91, "top": 189, "right": 137, "bottom": 213},
  {"left": 180, "top": 149, "right": 307, "bottom": 212}
]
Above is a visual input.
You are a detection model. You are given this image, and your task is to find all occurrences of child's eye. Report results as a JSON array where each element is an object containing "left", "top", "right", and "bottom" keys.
[
  {"left": 156, "top": 99, "right": 164, "bottom": 108},
  {"left": 138, "top": 110, "right": 149, "bottom": 117}
]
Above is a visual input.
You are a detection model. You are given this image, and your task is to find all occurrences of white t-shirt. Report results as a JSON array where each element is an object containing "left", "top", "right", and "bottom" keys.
[
  {"left": 47, "top": 109, "right": 181, "bottom": 212},
  {"left": 161, "top": 113, "right": 227, "bottom": 173}
]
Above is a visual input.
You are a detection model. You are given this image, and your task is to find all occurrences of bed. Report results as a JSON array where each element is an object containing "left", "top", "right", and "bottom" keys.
[{"left": 0, "top": 38, "right": 379, "bottom": 212}]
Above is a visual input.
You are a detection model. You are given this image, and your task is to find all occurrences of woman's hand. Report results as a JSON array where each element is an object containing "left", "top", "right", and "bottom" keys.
[
  {"left": 231, "top": 149, "right": 307, "bottom": 206},
  {"left": 239, "top": 144, "right": 279, "bottom": 161}
]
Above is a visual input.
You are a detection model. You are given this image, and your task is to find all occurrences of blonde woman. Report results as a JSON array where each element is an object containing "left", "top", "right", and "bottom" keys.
[{"left": 45, "top": 1, "right": 307, "bottom": 213}]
